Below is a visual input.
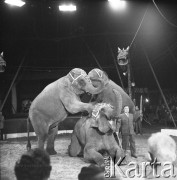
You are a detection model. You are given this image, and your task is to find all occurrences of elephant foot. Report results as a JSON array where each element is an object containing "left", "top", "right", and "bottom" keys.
[{"left": 46, "top": 148, "right": 57, "bottom": 155}]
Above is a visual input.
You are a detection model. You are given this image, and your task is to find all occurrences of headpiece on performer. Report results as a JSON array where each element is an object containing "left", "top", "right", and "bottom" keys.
[
  {"left": 68, "top": 68, "right": 87, "bottom": 84},
  {"left": 117, "top": 46, "right": 129, "bottom": 66},
  {"left": 88, "top": 68, "right": 109, "bottom": 86}
]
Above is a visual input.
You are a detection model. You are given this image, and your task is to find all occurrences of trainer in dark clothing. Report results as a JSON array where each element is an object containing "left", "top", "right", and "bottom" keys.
[
  {"left": 118, "top": 106, "right": 137, "bottom": 158},
  {"left": 134, "top": 106, "right": 143, "bottom": 135}
]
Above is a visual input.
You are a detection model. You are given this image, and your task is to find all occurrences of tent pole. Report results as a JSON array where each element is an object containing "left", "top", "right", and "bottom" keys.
[
  {"left": 82, "top": 38, "right": 103, "bottom": 71},
  {"left": 0, "top": 52, "right": 27, "bottom": 112},
  {"left": 107, "top": 40, "right": 125, "bottom": 89},
  {"left": 141, "top": 44, "right": 176, "bottom": 128}
]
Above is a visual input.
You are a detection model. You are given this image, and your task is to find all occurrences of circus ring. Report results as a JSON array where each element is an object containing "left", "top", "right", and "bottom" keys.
[{"left": 0, "top": 116, "right": 177, "bottom": 180}]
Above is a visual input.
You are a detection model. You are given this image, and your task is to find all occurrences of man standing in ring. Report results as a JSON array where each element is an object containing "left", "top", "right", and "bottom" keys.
[{"left": 118, "top": 105, "right": 137, "bottom": 158}]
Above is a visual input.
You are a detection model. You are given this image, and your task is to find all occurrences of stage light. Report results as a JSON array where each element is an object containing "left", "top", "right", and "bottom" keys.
[
  {"left": 59, "top": 4, "right": 77, "bottom": 12},
  {"left": 5, "top": 0, "right": 25, "bottom": 7},
  {"left": 108, "top": 0, "right": 126, "bottom": 10},
  {"left": 131, "top": 82, "right": 135, "bottom": 87},
  {"left": 123, "top": 72, "right": 127, "bottom": 76},
  {"left": 145, "top": 98, "right": 149, "bottom": 103}
]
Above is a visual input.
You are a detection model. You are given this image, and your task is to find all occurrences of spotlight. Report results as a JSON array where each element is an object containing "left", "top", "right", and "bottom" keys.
[
  {"left": 123, "top": 72, "right": 127, "bottom": 76},
  {"left": 59, "top": 4, "right": 77, "bottom": 12},
  {"left": 145, "top": 98, "right": 149, "bottom": 103},
  {"left": 5, "top": 0, "right": 25, "bottom": 7},
  {"left": 131, "top": 82, "right": 135, "bottom": 87},
  {"left": 108, "top": 0, "right": 126, "bottom": 10}
]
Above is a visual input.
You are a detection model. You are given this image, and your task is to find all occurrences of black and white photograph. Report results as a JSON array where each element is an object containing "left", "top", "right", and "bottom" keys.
[{"left": 0, "top": 0, "right": 177, "bottom": 179}]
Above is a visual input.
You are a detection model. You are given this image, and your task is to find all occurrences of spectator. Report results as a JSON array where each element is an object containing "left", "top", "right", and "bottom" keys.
[
  {"left": 78, "top": 164, "right": 105, "bottom": 180},
  {"left": 146, "top": 132, "right": 177, "bottom": 179},
  {"left": 78, "top": 164, "right": 121, "bottom": 180},
  {"left": 14, "top": 148, "right": 52, "bottom": 180},
  {"left": 134, "top": 106, "right": 143, "bottom": 135}
]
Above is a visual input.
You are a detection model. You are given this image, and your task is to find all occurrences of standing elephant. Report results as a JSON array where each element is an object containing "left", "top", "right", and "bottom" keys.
[
  {"left": 69, "top": 101, "right": 124, "bottom": 167},
  {"left": 88, "top": 68, "right": 135, "bottom": 116},
  {"left": 27, "top": 68, "right": 105, "bottom": 155}
]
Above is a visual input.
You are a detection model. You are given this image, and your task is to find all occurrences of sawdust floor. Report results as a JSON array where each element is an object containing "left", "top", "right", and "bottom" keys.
[{"left": 0, "top": 133, "right": 177, "bottom": 180}]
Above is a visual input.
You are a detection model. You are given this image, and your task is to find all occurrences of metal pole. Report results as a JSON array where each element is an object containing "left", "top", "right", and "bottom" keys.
[
  {"left": 107, "top": 40, "right": 125, "bottom": 89},
  {"left": 129, "top": 4, "right": 149, "bottom": 49},
  {"left": 168, "top": 47, "right": 177, "bottom": 66},
  {"left": 127, "top": 58, "right": 132, "bottom": 99},
  {"left": 141, "top": 45, "right": 176, "bottom": 128},
  {"left": 0, "top": 52, "right": 27, "bottom": 112}
]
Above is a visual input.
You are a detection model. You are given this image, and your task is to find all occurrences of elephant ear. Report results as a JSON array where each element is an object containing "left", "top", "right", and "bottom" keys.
[
  {"left": 88, "top": 68, "right": 109, "bottom": 87},
  {"left": 97, "top": 110, "right": 112, "bottom": 134},
  {"left": 90, "top": 108, "right": 112, "bottom": 134},
  {"left": 90, "top": 117, "right": 111, "bottom": 134},
  {"left": 112, "top": 89, "right": 122, "bottom": 116}
]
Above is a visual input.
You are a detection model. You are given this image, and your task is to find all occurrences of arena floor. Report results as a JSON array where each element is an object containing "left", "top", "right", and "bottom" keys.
[{"left": 0, "top": 128, "right": 177, "bottom": 180}]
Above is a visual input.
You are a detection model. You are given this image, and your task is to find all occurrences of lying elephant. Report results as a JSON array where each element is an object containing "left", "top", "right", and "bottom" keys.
[
  {"left": 88, "top": 68, "right": 135, "bottom": 116},
  {"left": 69, "top": 96, "right": 124, "bottom": 167},
  {"left": 27, "top": 68, "right": 105, "bottom": 155}
]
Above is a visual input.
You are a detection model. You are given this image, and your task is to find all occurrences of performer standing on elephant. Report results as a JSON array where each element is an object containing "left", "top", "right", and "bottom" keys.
[
  {"left": 118, "top": 105, "right": 137, "bottom": 158},
  {"left": 134, "top": 106, "right": 143, "bottom": 135}
]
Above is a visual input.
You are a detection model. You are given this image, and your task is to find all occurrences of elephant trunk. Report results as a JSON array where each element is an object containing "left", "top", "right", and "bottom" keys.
[
  {"left": 113, "top": 89, "right": 122, "bottom": 117},
  {"left": 108, "top": 120, "right": 117, "bottom": 132}
]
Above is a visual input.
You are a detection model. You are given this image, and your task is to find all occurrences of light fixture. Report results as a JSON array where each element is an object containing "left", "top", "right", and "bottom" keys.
[
  {"left": 123, "top": 72, "right": 127, "bottom": 76},
  {"left": 59, "top": 4, "right": 77, "bottom": 12},
  {"left": 131, "top": 82, "right": 135, "bottom": 87},
  {"left": 145, "top": 98, "right": 149, "bottom": 103},
  {"left": 5, "top": 0, "right": 25, "bottom": 7},
  {"left": 108, "top": 0, "right": 126, "bottom": 10}
]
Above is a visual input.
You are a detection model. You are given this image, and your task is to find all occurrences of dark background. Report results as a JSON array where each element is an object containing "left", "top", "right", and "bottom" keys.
[{"left": 0, "top": 0, "right": 177, "bottom": 113}]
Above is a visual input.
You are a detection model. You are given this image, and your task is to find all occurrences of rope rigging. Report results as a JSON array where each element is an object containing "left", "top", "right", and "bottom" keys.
[
  {"left": 129, "top": 4, "right": 149, "bottom": 49},
  {"left": 152, "top": 0, "right": 177, "bottom": 29}
]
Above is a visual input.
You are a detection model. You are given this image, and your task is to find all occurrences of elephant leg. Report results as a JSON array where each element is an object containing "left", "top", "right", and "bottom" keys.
[
  {"left": 46, "top": 125, "right": 58, "bottom": 155},
  {"left": 108, "top": 145, "right": 125, "bottom": 166},
  {"left": 30, "top": 110, "right": 49, "bottom": 150},
  {"left": 38, "top": 134, "right": 47, "bottom": 149},
  {"left": 69, "top": 133, "right": 82, "bottom": 157},
  {"left": 84, "top": 146, "right": 104, "bottom": 167}
]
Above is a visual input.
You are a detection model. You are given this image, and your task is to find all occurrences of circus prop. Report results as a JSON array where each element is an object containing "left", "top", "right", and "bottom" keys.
[{"left": 0, "top": 52, "right": 6, "bottom": 73}]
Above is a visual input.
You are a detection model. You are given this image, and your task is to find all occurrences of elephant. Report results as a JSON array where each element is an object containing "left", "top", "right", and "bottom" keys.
[
  {"left": 69, "top": 92, "right": 124, "bottom": 167},
  {"left": 88, "top": 68, "right": 135, "bottom": 116},
  {"left": 27, "top": 68, "right": 105, "bottom": 155}
]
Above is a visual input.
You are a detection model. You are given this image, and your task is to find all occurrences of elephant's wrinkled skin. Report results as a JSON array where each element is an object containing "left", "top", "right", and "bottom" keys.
[
  {"left": 88, "top": 69, "right": 135, "bottom": 116},
  {"left": 27, "top": 68, "right": 104, "bottom": 155},
  {"left": 69, "top": 102, "right": 124, "bottom": 167}
]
